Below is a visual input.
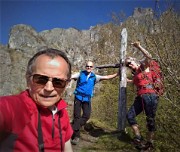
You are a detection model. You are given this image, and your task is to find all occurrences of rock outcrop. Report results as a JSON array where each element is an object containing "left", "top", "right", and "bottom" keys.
[{"left": 0, "top": 7, "right": 154, "bottom": 97}]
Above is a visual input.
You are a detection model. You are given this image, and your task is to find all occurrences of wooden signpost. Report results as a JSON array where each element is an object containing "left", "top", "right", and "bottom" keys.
[
  {"left": 118, "top": 28, "right": 127, "bottom": 132},
  {"left": 95, "top": 28, "right": 127, "bottom": 132}
]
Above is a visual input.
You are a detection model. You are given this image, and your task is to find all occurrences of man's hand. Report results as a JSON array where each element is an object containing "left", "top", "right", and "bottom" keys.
[
  {"left": 131, "top": 41, "right": 140, "bottom": 48},
  {"left": 127, "top": 78, "right": 133, "bottom": 83}
]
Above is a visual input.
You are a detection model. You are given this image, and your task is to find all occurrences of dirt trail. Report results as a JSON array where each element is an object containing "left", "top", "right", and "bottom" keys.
[
  {"left": 71, "top": 123, "right": 126, "bottom": 152},
  {"left": 72, "top": 131, "right": 99, "bottom": 152},
  {"left": 71, "top": 123, "right": 104, "bottom": 152},
  {"left": 71, "top": 123, "right": 136, "bottom": 152}
]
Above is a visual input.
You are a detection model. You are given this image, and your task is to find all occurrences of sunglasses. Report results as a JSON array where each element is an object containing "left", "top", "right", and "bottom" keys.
[
  {"left": 126, "top": 62, "right": 132, "bottom": 67},
  {"left": 86, "top": 65, "right": 93, "bottom": 68},
  {"left": 31, "top": 74, "right": 69, "bottom": 88}
]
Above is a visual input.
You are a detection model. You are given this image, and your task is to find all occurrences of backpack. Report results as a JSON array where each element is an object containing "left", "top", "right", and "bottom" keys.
[{"left": 149, "top": 60, "right": 164, "bottom": 96}]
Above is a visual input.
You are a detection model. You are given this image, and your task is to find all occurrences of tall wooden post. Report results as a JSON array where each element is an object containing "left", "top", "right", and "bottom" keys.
[{"left": 118, "top": 28, "right": 127, "bottom": 131}]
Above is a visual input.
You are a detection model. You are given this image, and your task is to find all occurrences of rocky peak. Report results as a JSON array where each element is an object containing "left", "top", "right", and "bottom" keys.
[
  {"left": 133, "top": 7, "right": 153, "bottom": 18},
  {"left": 0, "top": 8, "right": 156, "bottom": 96}
]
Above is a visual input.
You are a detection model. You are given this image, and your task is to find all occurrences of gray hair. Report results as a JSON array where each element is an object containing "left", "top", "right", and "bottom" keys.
[
  {"left": 26, "top": 48, "right": 71, "bottom": 79},
  {"left": 125, "top": 57, "right": 140, "bottom": 67}
]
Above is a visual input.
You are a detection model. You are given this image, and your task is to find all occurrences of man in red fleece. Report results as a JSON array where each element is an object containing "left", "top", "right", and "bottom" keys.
[{"left": 0, "top": 49, "right": 73, "bottom": 152}]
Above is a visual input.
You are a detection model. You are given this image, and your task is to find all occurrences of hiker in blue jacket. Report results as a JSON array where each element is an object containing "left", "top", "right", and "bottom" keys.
[{"left": 71, "top": 61, "right": 118, "bottom": 145}]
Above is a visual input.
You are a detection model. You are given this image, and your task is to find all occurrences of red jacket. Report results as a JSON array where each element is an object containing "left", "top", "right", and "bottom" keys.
[
  {"left": 133, "top": 68, "right": 156, "bottom": 95},
  {"left": 0, "top": 90, "right": 73, "bottom": 152}
]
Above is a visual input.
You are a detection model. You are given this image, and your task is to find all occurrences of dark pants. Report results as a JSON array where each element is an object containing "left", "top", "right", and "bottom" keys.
[
  {"left": 72, "top": 98, "right": 91, "bottom": 138},
  {"left": 126, "top": 93, "right": 159, "bottom": 132}
]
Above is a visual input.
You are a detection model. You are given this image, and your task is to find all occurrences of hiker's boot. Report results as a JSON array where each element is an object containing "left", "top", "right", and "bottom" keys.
[
  {"left": 132, "top": 136, "right": 146, "bottom": 150},
  {"left": 142, "top": 141, "right": 154, "bottom": 151},
  {"left": 71, "top": 137, "right": 80, "bottom": 145}
]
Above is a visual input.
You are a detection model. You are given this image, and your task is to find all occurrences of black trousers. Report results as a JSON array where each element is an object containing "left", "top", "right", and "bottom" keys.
[{"left": 72, "top": 98, "right": 91, "bottom": 138}]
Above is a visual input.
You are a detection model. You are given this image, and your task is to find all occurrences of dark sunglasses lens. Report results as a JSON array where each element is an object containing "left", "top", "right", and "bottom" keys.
[
  {"left": 33, "top": 74, "right": 48, "bottom": 85},
  {"left": 126, "top": 62, "right": 131, "bottom": 67},
  {"left": 86, "top": 66, "right": 93, "bottom": 68},
  {"left": 52, "top": 78, "right": 66, "bottom": 88},
  {"left": 32, "top": 74, "right": 67, "bottom": 88}
]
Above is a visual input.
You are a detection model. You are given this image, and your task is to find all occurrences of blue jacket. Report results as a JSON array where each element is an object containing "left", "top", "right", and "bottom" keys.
[{"left": 74, "top": 70, "right": 96, "bottom": 102}]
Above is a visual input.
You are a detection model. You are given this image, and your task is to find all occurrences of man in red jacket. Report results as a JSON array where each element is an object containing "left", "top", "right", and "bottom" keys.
[
  {"left": 0, "top": 49, "right": 73, "bottom": 152},
  {"left": 125, "top": 42, "right": 160, "bottom": 151}
]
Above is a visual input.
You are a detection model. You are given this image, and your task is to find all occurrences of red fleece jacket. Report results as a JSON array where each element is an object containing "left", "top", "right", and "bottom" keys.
[{"left": 0, "top": 90, "right": 73, "bottom": 152}]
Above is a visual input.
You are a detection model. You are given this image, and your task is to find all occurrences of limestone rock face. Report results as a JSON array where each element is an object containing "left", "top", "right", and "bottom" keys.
[
  {"left": 131, "top": 8, "right": 155, "bottom": 33},
  {"left": 9, "top": 24, "right": 47, "bottom": 52},
  {"left": 1, "top": 24, "right": 100, "bottom": 96},
  {"left": 133, "top": 7, "right": 153, "bottom": 18},
  {"left": 0, "top": 8, "right": 154, "bottom": 97},
  {"left": 0, "top": 45, "right": 28, "bottom": 95}
]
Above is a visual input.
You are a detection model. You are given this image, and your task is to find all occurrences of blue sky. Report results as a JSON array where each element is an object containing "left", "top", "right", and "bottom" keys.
[{"left": 0, "top": 0, "right": 179, "bottom": 45}]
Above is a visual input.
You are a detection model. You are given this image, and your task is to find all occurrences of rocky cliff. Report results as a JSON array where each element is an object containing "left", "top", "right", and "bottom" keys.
[{"left": 0, "top": 8, "right": 153, "bottom": 97}]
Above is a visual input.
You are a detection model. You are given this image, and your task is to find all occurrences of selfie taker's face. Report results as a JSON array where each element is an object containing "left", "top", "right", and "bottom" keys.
[{"left": 28, "top": 55, "right": 69, "bottom": 108}]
